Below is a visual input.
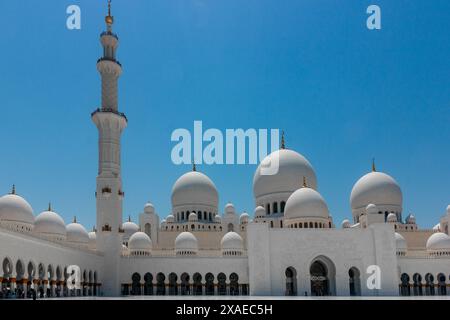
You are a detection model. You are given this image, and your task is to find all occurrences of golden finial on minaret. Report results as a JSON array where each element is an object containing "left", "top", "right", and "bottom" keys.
[
  {"left": 48, "top": 202, "right": 52, "bottom": 211},
  {"left": 10, "top": 184, "right": 16, "bottom": 195},
  {"left": 372, "top": 158, "right": 376, "bottom": 172},
  {"left": 302, "top": 176, "right": 307, "bottom": 188},
  {"left": 105, "top": 0, "right": 114, "bottom": 25},
  {"left": 281, "top": 131, "right": 285, "bottom": 149}
]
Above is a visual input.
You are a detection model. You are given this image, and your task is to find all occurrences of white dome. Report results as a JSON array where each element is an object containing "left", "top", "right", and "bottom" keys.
[
  {"left": 405, "top": 214, "right": 416, "bottom": 224},
  {"left": 88, "top": 231, "right": 96, "bottom": 249},
  {"left": 284, "top": 187, "right": 329, "bottom": 220},
  {"left": 34, "top": 210, "right": 66, "bottom": 237},
  {"left": 366, "top": 203, "right": 378, "bottom": 214},
  {"left": 122, "top": 219, "right": 139, "bottom": 239},
  {"left": 350, "top": 171, "right": 402, "bottom": 216},
  {"left": 166, "top": 214, "right": 175, "bottom": 223},
  {"left": 240, "top": 212, "right": 249, "bottom": 224},
  {"left": 253, "top": 149, "right": 317, "bottom": 200},
  {"left": 66, "top": 220, "right": 89, "bottom": 244},
  {"left": 214, "top": 215, "right": 222, "bottom": 223},
  {"left": 171, "top": 171, "right": 218, "bottom": 208},
  {"left": 221, "top": 232, "right": 243, "bottom": 250},
  {"left": 0, "top": 193, "right": 34, "bottom": 225},
  {"left": 433, "top": 223, "right": 441, "bottom": 231},
  {"left": 188, "top": 212, "right": 198, "bottom": 222},
  {"left": 395, "top": 232, "right": 407, "bottom": 252},
  {"left": 426, "top": 232, "right": 450, "bottom": 251},
  {"left": 387, "top": 213, "right": 397, "bottom": 223},
  {"left": 254, "top": 206, "right": 266, "bottom": 218},
  {"left": 129, "top": 232, "right": 152, "bottom": 251},
  {"left": 341, "top": 219, "right": 351, "bottom": 228},
  {"left": 175, "top": 232, "right": 198, "bottom": 252},
  {"left": 225, "top": 203, "right": 236, "bottom": 215},
  {"left": 144, "top": 202, "right": 155, "bottom": 214}
]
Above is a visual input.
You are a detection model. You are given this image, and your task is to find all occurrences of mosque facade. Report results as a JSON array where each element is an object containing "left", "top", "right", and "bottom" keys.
[{"left": 1, "top": 6, "right": 449, "bottom": 299}]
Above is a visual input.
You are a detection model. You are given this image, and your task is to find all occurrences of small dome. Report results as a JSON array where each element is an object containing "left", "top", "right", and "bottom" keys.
[
  {"left": 405, "top": 214, "right": 416, "bottom": 224},
  {"left": 395, "top": 232, "right": 407, "bottom": 252},
  {"left": 122, "top": 218, "right": 139, "bottom": 239},
  {"left": 240, "top": 212, "right": 249, "bottom": 224},
  {"left": 34, "top": 209, "right": 66, "bottom": 238},
  {"left": 366, "top": 203, "right": 378, "bottom": 215},
  {"left": 350, "top": 171, "right": 402, "bottom": 217},
  {"left": 0, "top": 193, "right": 34, "bottom": 226},
  {"left": 433, "top": 223, "right": 441, "bottom": 231},
  {"left": 188, "top": 212, "right": 198, "bottom": 222},
  {"left": 129, "top": 232, "right": 152, "bottom": 252},
  {"left": 426, "top": 232, "right": 450, "bottom": 251},
  {"left": 171, "top": 171, "right": 218, "bottom": 208},
  {"left": 214, "top": 215, "right": 222, "bottom": 223},
  {"left": 66, "top": 220, "right": 89, "bottom": 244},
  {"left": 387, "top": 213, "right": 397, "bottom": 223},
  {"left": 254, "top": 206, "right": 265, "bottom": 218},
  {"left": 253, "top": 149, "right": 317, "bottom": 201},
  {"left": 144, "top": 202, "right": 155, "bottom": 214},
  {"left": 284, "top": 187, "right": 329, "bottom": 220},
  {"left": 175, "top": 232, "right": 198, "bottom": 254},
  {"left": 166, "top": 214, "right": 175, "bottom": 223},
  {"left": 341, "top": 219, "right": 351, "bottom": 229},
  {"left": 221, "top": 232, "right": 244, "bottom": 251},
  {"left": 88, "top": 230, "right": 96, "bottom": 249},
  {"left": 225, "top": 203, "right": 236, "bottom": 215}
]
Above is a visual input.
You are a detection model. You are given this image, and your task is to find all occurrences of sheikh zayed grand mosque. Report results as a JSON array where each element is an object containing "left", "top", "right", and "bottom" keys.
[{"left": 0, "top": 4, "right": 449, "bottom": 299}]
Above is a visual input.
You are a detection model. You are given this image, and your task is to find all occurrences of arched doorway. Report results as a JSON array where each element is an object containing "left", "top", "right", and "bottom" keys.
[
  {"left": 193, "top": 273, "right": 202, "bottom": 295},
  {"left": 218, "top": 273, "right": 227, "bottom": 295},
  {"left": 425, "top": 273, "right": 435, "bottom": 296},
  {"left": 205, "top": 273, "right": 214, "bottom": 295},
  {"left": 169, "top": 273, "right": 178, "bottom": 295},
  {"left": 180, "top": 273, "right": 190, "bottom": 295},
  {"left": 15, "top": 260, "right": 25, "bottom": 298},
  {"left": 413, "top": 273, "right": 422, "bottom": 296},
  {"left": 348, "top": 267, "right": 361, "bottom": 296},
  {"left": 400, "top": 273, "right": 410, "bottom": 296},
  {"left": 156, "top": 273, "right": 166, "bottom": 295},
  {"left": 144, "top": 273, "right": 153, "bottom": 295},
  {"left": 437, "top": 273, "right": 447, "bottom": 296},
  {"left": 285, "top": 267, "right": 297, "bottom": 296},
  {"left": 309, "top": 257, "right": 335, "bottom": 296},
  {"left": 131, "top": 273, "right": 141, "bottom": 295},
  {"left": 229, "top": 273, "right": 239, "bottom": 295}
]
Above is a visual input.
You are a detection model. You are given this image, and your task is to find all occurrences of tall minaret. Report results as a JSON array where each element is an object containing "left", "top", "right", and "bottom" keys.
[{"left": 91, "top": 0, "right": 126, "bottom": 296}]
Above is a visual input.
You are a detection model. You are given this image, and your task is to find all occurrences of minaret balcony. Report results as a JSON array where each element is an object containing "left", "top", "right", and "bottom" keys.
[
  {"left": 91, "top": 108, "right": 127, "bottom": 122},
  {"left": 100, "top": 31, "right": 119, "bottom": 40},
  {"left": 97, "top": 57, "right": 121, "bottom": 67}
]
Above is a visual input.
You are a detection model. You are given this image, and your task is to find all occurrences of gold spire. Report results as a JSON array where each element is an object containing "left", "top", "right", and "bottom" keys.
[
  {"left": 105, "top": 0, "right": 114, "bottom": 25},
  {"left": 372, "top": 158, "right": 376, "bottom": 172},
  {"left": 280, "top": 131, "right": 285, "bottom": 149},
  {"left": 10, "top": 184, "right": 16, "bottom": 195},
  {"left": 48, "top": 202, "right": 52, "bottom": 211},
  {"left": 302, "top": 176, "right": 307, "bottom": 188}
]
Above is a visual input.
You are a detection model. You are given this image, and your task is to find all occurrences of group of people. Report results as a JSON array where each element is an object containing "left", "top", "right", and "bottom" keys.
[{"left": 0, "top": 286, "right": 39, "bottom": 300}]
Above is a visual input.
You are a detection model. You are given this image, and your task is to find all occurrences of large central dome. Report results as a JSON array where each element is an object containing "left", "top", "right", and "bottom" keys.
[
  {"left": 253, "top": 149, "right": 317, "bottom": 200},
  {"left": 171, "top": 171, "right": 218, "bottom": 208}
]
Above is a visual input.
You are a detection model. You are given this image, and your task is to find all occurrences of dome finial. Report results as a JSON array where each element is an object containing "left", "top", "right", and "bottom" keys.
[
  {"left": 128, "top": 215, "right": 131, "bottom": 222},
  {"left": 10, "top": 184, "right": 16, "bottom": 195},
  {"left": 105, "top": 0, "right": 114, "bottom": 25},
  {"left": 280, "top": 131, "right": 286, "bottom": 149},
  {"left": 192, "top": 158, "right": 197, "bottom": 172},
  {"left": 73, "top": 216, "right": 77, "bottom": 223},
  {"left": 48, "top": 202, "right": 52, "bottom": 212},
  {"left": 302, "top": 176, "right": 307, "bottom": 188},
  {"left": 372, "top": 158, "right": 376, "bottom": 172}
]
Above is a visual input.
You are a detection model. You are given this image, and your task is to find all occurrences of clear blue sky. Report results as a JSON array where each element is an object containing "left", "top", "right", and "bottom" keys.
[{"left": 0, "top": 0, "right": 449, "bottom": 230}]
